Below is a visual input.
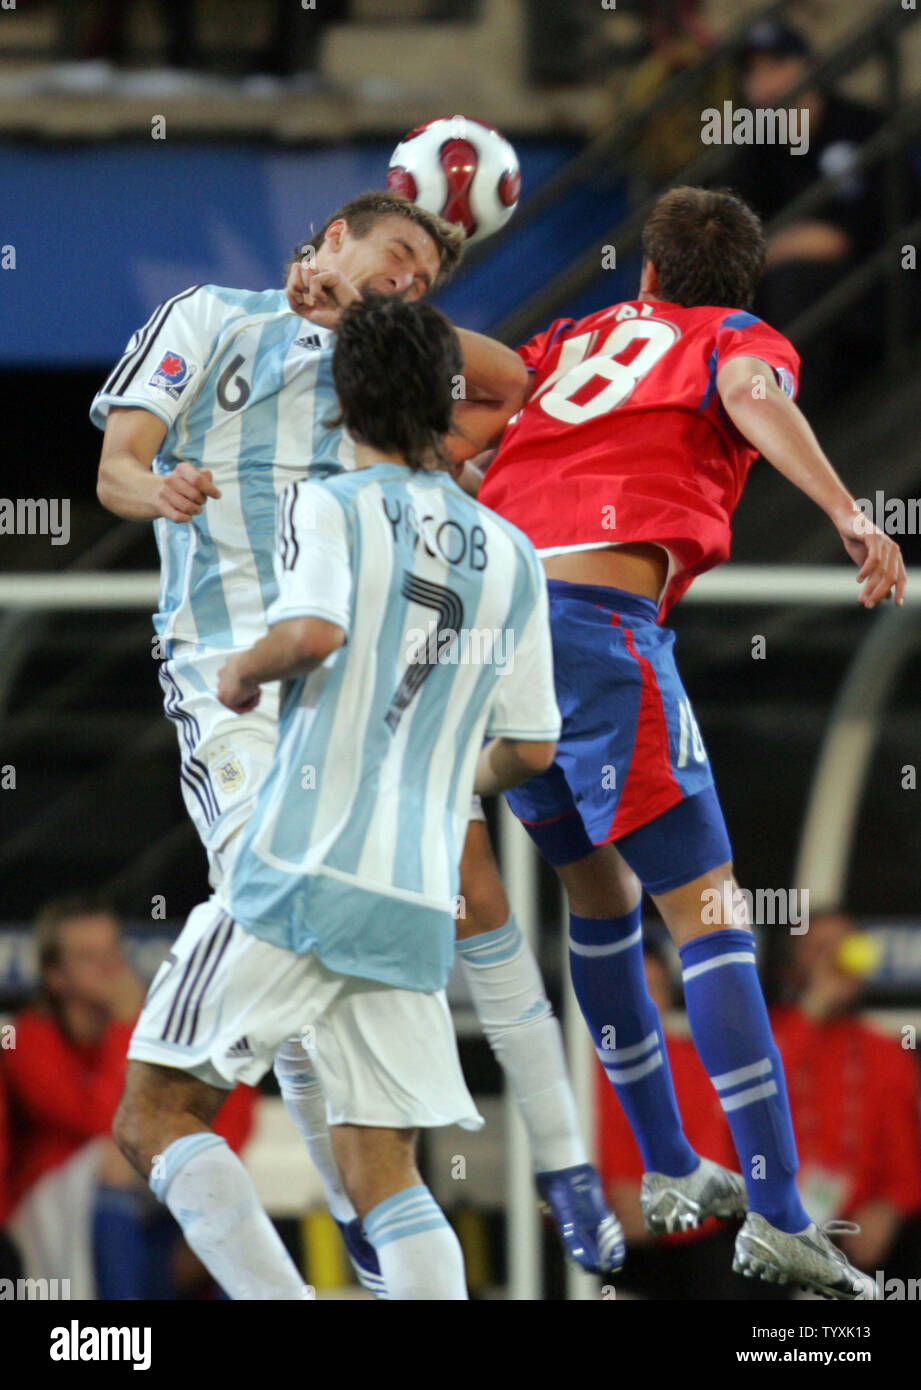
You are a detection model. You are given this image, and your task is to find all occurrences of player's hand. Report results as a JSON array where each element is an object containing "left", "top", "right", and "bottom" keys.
[
  {"left": 78, "top": 961, "right": 147, "bottom": 1022},
  {"left": 286, "top": 262, "right": 361, "bottom": 327},
  {"left": 155, "top": 461, "right": 221, "bottom": 523},
  {"left": 218, "top": 655, "right": 261, "bottom": 713},
  {"left": 835, "top": 508, "right": 906, "bottom": 609}
]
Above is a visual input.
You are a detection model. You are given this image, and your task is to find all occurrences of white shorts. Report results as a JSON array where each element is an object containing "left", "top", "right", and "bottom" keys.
[
  {"left": 158, "top": 644, "right": 279, "bottom": 881},
  {"left": 128, "top": 900, "right": 484, "bottom": 1132},
  {"left": 158, "top": 643, "right": 485, "bottom": 885}
]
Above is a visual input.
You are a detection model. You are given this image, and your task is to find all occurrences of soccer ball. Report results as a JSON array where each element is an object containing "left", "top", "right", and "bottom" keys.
[{"left": 388, "top": 115, "right": 521, "bottom": 247}]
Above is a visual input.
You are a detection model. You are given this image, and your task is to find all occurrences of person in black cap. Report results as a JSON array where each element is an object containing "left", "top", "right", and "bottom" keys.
[{"left": 727, "top": 20, "right": 907, "bottom": 412}]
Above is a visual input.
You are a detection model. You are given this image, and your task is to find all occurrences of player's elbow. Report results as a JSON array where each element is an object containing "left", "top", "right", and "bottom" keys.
[
  {"left": 512, "top": 738, "right": 557, "bottom": 776},
  {"left": 96, "top": 463, "right": 115, "bottom": 512},
  {"left": 96, "top": 468, "right": 132, "bottom": 520},
  {"left": 717, "top": 379, "right": 761, "bottom": 421},
  {"left": 292, "top": 618, "right": 346, "bottom": 663}
]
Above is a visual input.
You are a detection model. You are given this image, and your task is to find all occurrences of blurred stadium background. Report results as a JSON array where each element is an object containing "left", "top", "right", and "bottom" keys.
[{"left": 1, "top": 0, "right": 921, "bottom": 1301}]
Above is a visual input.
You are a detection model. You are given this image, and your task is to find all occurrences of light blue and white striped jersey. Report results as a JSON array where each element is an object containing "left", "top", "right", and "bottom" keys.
[
  {"left": 90, "top": 285, "right": 355, "bottom": 651},
  {"left": 223, "top": 463, "right": 561, "bottom": 992}
]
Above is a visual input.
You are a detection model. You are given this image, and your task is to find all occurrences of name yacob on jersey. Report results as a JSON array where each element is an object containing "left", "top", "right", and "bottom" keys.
[{"left": 381, "top": 495, "right": 488, "bottom": 570}]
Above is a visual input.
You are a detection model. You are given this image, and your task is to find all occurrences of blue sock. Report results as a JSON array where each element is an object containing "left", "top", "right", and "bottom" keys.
[
  {"left": 91, "top": 1184, "right": 148, "bottom": 1300},
  {"left": 570, "top": 908, "right": 698, "bottom": 1177},
  {"left": 679, "top": 928, "right": 810, "bottom": 1233}
]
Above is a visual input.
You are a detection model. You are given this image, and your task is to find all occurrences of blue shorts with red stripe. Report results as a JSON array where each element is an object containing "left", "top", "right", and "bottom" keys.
[{"left": 505, "top": 581, "right": 732, "bottom": 893}]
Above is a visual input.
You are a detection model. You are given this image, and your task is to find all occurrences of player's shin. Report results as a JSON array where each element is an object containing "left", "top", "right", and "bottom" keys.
[
  {"left": 457, "top": 916, "right": 587, "bottom": 1171},
  {"left": 150, "top": 1132, "right": 310, "bottom": 1300},
  {"left": 678, "top": 928, "right": 810, "bottom": 1233},
  {"left": 569, "top": 906, "right": 699, "bottom": 1177}
]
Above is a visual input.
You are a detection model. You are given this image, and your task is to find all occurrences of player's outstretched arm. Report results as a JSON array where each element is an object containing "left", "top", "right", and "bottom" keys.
[
  {"left": 218, "top": 617, "right": 345, "bottom": 713},
  {"left": 96, "top": 406, "right": 221, "bottom": 523},
  {"left": 717, "top": 355, "right": 907, "bottom": 609},
  {"left": 444, "top": 329, "right": 531, "bottom": 464},
  {"left": 473, "top": 737, "right": 556, "bottom": 796}
]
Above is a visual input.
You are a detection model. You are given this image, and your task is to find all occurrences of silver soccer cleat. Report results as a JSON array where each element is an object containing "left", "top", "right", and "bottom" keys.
[
  {"left": 733, "top": 1213, "right": 880, "bottom": 1300},
  {"left": 640, "top": 1156, "right": 748, "bottom": 1235}
]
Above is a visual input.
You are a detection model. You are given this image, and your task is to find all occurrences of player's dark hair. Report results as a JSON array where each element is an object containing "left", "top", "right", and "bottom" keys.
[
  {"left": 288, "top": 191, "right": 465, "bottom": 291},
  {"left": 641, "top": 186, "right": 767, "bottom": 309},
  {"left": 332, "top": 293, "right": 462, "bottom": 472}
]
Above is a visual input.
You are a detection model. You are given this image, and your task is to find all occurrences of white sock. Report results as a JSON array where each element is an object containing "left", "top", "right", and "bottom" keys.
[
  {"left": 363, "top": 1185, "right": 467, "bottom": 1300},
  {"left": 274, "top": 1036, "right": 357, "bottom": 1223},
  {"left": 458, "top": 917, "right": 588, "bottom": 1173},
  {"left": 152, "top": 1133, "right": 309, "bottom": 1300}
]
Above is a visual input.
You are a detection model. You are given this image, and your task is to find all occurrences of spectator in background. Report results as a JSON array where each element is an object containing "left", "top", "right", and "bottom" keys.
[
  {"left": 771, "top": 912, "right": 921, "bottom": 1283},
  {"left": 727, "top": 20, "right": 894, "bottom": 412},
  {"left": 595, "top": 940, "right": 779, "bottom": 1300},
  {"left": 603, "top": 0, "right": 732, "bottom": 187},
  {"left": 3, "top": 893, "right": 256, "bottom": 1298}
]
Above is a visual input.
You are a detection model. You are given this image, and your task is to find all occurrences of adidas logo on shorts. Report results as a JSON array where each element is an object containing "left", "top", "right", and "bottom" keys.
[{"left": 226, "top": 1036, "right": 253, "bottom": 1058}]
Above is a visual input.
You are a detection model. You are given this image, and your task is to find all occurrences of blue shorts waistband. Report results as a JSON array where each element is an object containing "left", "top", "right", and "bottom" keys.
[{"left": 545, "top": 579, "right": 659, "bottom": 623}]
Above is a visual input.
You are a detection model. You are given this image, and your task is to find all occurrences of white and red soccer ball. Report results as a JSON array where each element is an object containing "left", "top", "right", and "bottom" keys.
[{"left": 388, "top": 115, "right": 521, "bottom": 247}]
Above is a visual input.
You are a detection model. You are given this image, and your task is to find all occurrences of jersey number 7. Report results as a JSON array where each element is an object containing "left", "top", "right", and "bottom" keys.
[{"left": 385, "top": 572, "right": 464, "bottom": 733}]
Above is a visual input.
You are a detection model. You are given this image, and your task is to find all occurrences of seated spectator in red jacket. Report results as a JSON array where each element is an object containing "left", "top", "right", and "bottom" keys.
[
  {"left": 4, "top": 893, "right": 257, "bottom": 1298},
  {"left": 595, "top": 939, "right": 774, "bottom": 1300},
  {"left": 771, "top": 912, "right": 921, "bottom": 1282}
]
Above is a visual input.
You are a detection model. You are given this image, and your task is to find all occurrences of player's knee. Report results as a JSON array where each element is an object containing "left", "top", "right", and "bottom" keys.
[
  {"left": 332, "top": 1140, "right": 381, "bottom": 1218},
  {"left": 455, "top": 887, "right": 510, "bottom": 939},
  {"left": 332, "top": 1126, "right": 418, "bottom": 1219},
  {"left": 457, "top": 847, "right": 510, "bottom": 939},
  {"left": 655, "top": 860, "right": 743, "bottom": 944},
  {"left": 557, "top": 848, "right": 642, "bottom": 920},
  {"left": 97, "top": 1136, "right": 140, "bottom": 1189},
  {"left": 112, "top": 1062, "right": 192, "bottom": 1180},
  {"left": 112, "top": 1090, "right": 153, "bottom": 1178}
]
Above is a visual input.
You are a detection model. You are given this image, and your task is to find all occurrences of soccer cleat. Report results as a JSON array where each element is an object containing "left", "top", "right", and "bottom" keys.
[
  {"left": 335, "top": 1218, "right": 387, "bottom": 1299},
  {"left": 733, "top": 1213, "right": 879, "bottom": 1300},
  {"left": 640, "top": 1156, "right": 748, "bottom": 1235},
  {"left": 536, "top": 1163, "right": 626, "bottom": 1274}
]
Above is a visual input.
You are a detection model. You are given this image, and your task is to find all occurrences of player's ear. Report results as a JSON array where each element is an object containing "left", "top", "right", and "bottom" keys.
[
  {"left": 639, "top": 258, "right": 660, "bottom": 296},
  {"left": 324, "top": 219, "right": 348, "bottom": 253}
]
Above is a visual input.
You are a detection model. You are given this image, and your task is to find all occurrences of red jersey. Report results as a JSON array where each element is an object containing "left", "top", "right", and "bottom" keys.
[
  {"left": 4, "top": 1006, "right": 258, "bottom": 1211},
  {"left": 478, "top": 300, "right": 800, "bottom": 617},
  {"left": 771, "top": 1006, "right": 921, "bottom": 1220}
]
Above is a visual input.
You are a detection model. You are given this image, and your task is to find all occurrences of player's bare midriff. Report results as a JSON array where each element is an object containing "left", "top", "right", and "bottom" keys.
[{"left": 540, "top": 543, "right": 668, "bottom": 603}]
